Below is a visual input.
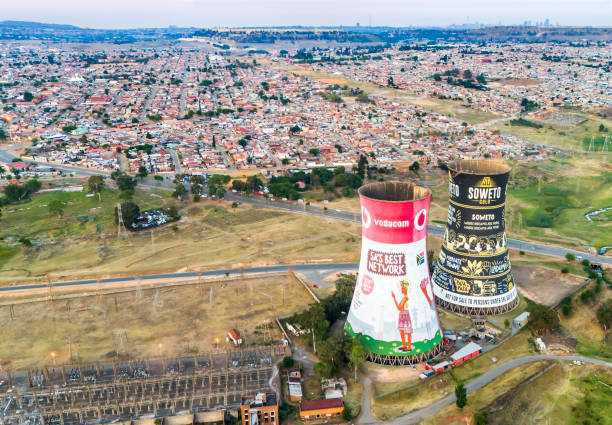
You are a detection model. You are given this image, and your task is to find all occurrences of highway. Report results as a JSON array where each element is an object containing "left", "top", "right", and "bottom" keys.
[
  {"left": 372, "top": 355, "right": 612, "bottom": 425},
  {"left": 0, "top": 263, "right": 359, "bottom": 292}
]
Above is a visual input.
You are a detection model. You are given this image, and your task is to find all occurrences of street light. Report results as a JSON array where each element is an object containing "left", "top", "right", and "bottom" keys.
[
  {"left": 50, "top": 351, "right": 56, "bottom": 366},
  {"left": 158, "top": 343, "right": 163, "bottom": 357}
]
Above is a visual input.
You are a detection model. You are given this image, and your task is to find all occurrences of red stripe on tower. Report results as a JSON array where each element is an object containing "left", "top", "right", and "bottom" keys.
[{"left": 360, "top": 194, "right": 430, "bottom": 244}]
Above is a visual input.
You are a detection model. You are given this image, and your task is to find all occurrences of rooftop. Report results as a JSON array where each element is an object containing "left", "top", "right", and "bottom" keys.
[{"left": 299, "top": 398, "right": 343, "bottom": 412}]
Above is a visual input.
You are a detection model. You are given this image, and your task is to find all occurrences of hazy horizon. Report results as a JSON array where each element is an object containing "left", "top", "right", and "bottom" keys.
[{"left": 2, "top": 0, "right": 612, "bottom": 30}]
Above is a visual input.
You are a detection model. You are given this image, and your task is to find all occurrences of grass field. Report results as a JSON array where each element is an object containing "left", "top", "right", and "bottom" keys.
[
  {"left": 492, "top": 112, "right": 612, "bottom": 152},
  {"left": 0, "top": 188, "right": 361, "bottom": 284},
  {"left": 0, "top": 274, "right": 313, "bottom": 370},
  {"left": 371, "top": 369, "right": 454, "bottom": 421},
  {"left": 422, "top": 361, "right": 553, "bottom": 425},
  {"left": 481, "top": 363, "right": 612, "bottom": 425}
]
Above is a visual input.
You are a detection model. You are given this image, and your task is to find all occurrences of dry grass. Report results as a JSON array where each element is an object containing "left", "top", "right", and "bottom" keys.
[
  {"left": 0, "top": 197, "right": 361, "bottom": 284},
  {"left": 372, "top": 372, "right": 454, "bottom": 421},
  {"left": 0, "top": 274, "right": 313, "bottom": 370},
  {"left": 423, "top": 361, "right": 552, "bottom": 425}
]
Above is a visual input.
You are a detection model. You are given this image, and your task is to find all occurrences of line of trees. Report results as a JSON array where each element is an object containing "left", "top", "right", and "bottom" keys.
[{"left": 0, "top": 178, "right": 42, "bottom": 206}]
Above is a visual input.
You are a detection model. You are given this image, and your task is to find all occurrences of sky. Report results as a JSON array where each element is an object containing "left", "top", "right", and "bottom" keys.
[{"left": 2, "top": 0, "right": 612, "bottom": 29}]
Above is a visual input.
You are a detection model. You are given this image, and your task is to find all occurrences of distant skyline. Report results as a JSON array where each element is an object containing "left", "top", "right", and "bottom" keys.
[{"left": 3, "top": 0, "right": 612, "bottom": 29}]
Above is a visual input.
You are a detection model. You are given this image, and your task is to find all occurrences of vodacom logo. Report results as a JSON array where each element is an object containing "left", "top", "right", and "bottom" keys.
[
  {"left": 414, "top": 208, "right": 427, "bottom": 230},
  {"left": 361, "top": 206, "right": 371, "bottom": 228},
  {"left": 361, "top": 207, "right": 427, "bottom": 231}
]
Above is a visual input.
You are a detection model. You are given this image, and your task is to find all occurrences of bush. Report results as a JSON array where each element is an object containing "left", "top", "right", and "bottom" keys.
[
  {"left": 526, "top": 210, "right": 553, "bottom": 227},
  {"left": 281, "top": 356, "right": 295, "bottom": 369},
  {"left": 580, "top": 289, "right": 595, "bottom": 304},
  {"left": 474, "top": 411, "right": 489, "bottom": 425},
  {"left": 527, "top": 302, "right": 559, "bottom": 335},
  {"left": 455, "top": 383, "right": 467, "bottom": 408},
  {"left": 342, "top": 405, "right": 354, "bottom": 421},
  {"left": 561, "top": 267, "right": 569, "bottom": 274},
  {"left": 565, "top": 253, "right": 575, "bottom": 261},
  {"left": 561, "top": 296, "right": 572, "bottom": 316}
]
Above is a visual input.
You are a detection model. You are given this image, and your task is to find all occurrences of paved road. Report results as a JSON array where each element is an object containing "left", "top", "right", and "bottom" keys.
[
  {"left": 227, "top": 193, "right": 612, "bottom": 266},
  {"left": 358, "top": 355, "right": 612, "bottom": 425},
  {"left": 0, "top": 263, "right": 359, "bottom": 292}
]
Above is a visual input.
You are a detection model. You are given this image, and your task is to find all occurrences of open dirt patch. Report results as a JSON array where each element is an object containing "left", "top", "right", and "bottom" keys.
[
  {"left": 513, "top": 265, "right": 585, "bottom": 306},
  {"left": 498, "top": 78, "right": 540, "bottom": 86},
  {"left": 318, "top": 77, "right": 346, "bottom": 85}
]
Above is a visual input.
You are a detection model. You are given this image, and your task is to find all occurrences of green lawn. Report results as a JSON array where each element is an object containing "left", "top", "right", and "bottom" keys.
[
  {"left": 493, "top": 112, "right": 612, "bottom": 152},
  {"left": 505, "top": 157, "right": 612, "bottom": 251}
]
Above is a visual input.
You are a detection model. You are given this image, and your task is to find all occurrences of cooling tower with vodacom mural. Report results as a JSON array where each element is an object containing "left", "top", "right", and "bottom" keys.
[{"left": 345, "top": 182, "right": 443, "bottom": 365}]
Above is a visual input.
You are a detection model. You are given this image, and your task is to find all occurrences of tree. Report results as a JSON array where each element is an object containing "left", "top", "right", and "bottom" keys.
[
  {"left": 357, "top": 154, "right": 368, "bottom": 179},
  {"left": 455, "top": 383, "right": 467, "bottom": 408},
  {"left": 24, "top": 179, "right": 41, "bottom": 194},
  {"left": 215, "top": 186, "right": 226, "bottom": 199},
  {"left": 3, "top": 184, "right": 27, "bottom": 202},
  {"left": 112, "top": 172, "right": 137, "bottom": 192},
  {"left": 521, "top": 98, "right": 539, "bottom": 112},
  {"left": 244, "top": 175, "right": 263, "bottom": 194},
  {"left": 596, "top": 300, "right": 612, "bottom": 330},
  {"left": 137, "top": 166, "right": 148, "bottom": 179},
  {"left": 348, "top": 336, "right": 368, "bottom": 380},
  {"left": 191, "top": 175, "right": 205, "bottom": 195},
  {"left": 87, "top": 175, "right": 105, "bottom": 201},
  {"left": 173, "top": 183, "right": 188, "bottom": 200},
  {"left": 527, "top": 303, "right": 559, "bottom": 335},
  {"left": 313, "top": 362, "right": 333, "bottom": 379},
  {"left": 561, "top": 296, "right": 573, "bottom": 316},
  {"left": 231, "top": 201, "right": 239, "bottom": 212},
  {"left": 409, "top": 161, "right": 420, "bottom": 172},
  {"left": 0, "top": 128, "right": 6, "bottom": 140},
  {"left": 294, "top": 302, "right": 329, "bottom": 354},
  {"left": 565, "top": 252, "right": 575, "bottom": 261},
  {"left": 289, "top": 125, "right": 301, "bottom": 134},
  {"left": 238, "top": 139, "right": 247, "bottom": 148},
  {"left": 23, "top": 91, "right": 33, "bottom": 102},
  {"left": 281, "top": 356, "right": 295, "bottom": 369},
  {"left": 115, "top": 201, "right": 140, "bottom": 228},
  {"left": 309, "top": 148, "right": 320, "bottom": 156},
  {"left": 48, "top": 200, "right": 64, "bottom": 217}
]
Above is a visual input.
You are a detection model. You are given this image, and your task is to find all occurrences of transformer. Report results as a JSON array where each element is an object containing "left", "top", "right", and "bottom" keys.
[
  {"left": 432, "top": 160, "right": 519, "bottom": 315},
  {"left": 345, "top": 182, "right": 443, "bottom": 365}
]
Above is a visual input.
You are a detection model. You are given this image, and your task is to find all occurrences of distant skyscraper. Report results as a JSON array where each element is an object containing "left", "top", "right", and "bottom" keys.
[{"left": 356, "top": 22, "right": 360, "bottom": 27}]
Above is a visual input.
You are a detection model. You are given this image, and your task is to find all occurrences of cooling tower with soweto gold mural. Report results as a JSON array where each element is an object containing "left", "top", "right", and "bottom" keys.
[
  {"left": 432, "top": 160, "right": 519, "bottom": 315},
  {"left": 345, "top": 182, "right": 443, "bottom": 366}
]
